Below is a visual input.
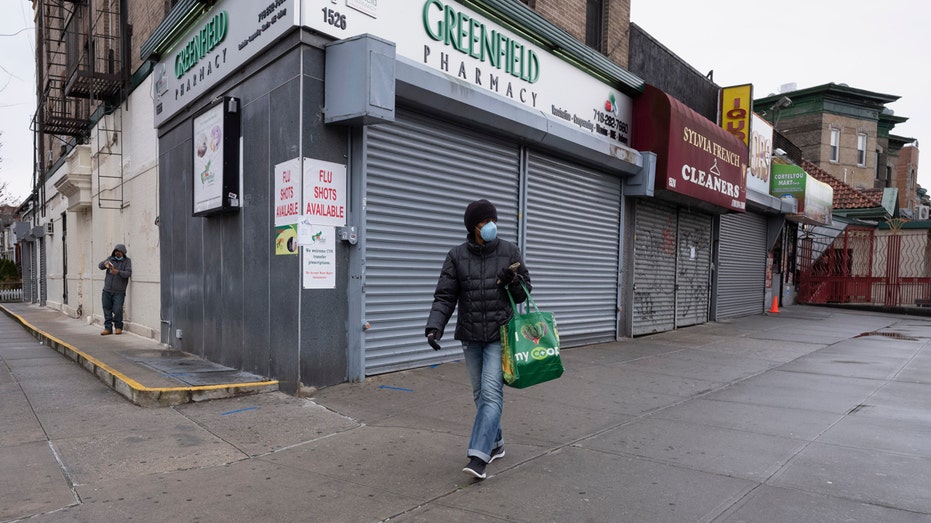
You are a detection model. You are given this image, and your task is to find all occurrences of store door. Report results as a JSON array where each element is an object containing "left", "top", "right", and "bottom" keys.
[
  {"left": 524, "top": 151, "right": 622, "bottom": 346},
  {"left": 715, "top": 212, "right": 767, "bottom": 319},
  {"left": 363, "top": 111, "right": 521, "bottom": 374},
  {"left": 632, "top": 200, "right": 712, "bottom": 335}
]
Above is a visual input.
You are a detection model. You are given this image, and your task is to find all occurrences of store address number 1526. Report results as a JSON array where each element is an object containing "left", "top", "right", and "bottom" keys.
[{"left": 322, "top": 8, "right": 348, "bottom": 30}]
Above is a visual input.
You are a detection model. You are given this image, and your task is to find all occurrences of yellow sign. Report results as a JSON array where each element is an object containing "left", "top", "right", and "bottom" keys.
[
  {"left": 720, "top": 84, "right": 753, "bottom": 147},
  {"left": 275, "top": 225, "right": 299, "bottom": 255}
]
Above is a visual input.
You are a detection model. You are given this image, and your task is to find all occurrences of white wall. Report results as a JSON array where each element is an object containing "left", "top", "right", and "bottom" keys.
[{"left": 39, "top": 75, "right": 161, "bottom": 338}]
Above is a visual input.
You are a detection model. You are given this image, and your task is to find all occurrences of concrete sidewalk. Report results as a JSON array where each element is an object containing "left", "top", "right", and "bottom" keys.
[
  {"left": 3, "top": 303, "right": 931, "bottom": 521},
  {"left": 0, "top": 302, "right": 278, "bottom": 406}
]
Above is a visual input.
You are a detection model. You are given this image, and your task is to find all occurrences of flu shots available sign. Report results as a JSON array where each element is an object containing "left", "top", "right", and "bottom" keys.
[
  {"left": 303, "top": 159, "right": 347, "bottom": 227},
  {"left": 271, "top": 157, "right": 347, "bottom": 281},
  {"left": 275, "top": 158, "right": 302, "bottom": 226}
]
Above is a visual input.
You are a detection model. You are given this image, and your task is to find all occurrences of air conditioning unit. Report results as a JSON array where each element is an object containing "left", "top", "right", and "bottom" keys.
[
  {"left": 45, "top": 222, "right": 54, "bottom": 236},
  {"left": 920, "top": 206, "right": 930, "bottom": 221}
]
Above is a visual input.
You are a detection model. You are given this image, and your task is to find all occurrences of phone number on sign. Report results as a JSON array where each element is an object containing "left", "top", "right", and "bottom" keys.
[{"left": 592, "top": 110, "right": 629, "bottom": 135}]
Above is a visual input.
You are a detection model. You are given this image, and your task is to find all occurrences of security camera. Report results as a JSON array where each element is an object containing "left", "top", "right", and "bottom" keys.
[{"left": 773, "top": 148, "right": 787, "bottom": 157}]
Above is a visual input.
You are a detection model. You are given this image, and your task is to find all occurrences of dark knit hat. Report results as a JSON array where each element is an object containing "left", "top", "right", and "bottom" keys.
[{"left": 463, "top": 199, "right": 497, "bottom": 234}]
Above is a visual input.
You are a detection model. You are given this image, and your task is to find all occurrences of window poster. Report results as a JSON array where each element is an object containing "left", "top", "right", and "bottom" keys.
[{"left": 193, "top": 103, "right": 225, "bottom": 214}]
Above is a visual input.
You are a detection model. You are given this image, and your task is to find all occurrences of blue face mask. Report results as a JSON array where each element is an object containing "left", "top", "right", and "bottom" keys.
[
  {"left": 114, "top": 255, "right": 124, "bottom": 261},
  {"left": 480, "top": 221, "right": 497, "bottom": 242}
]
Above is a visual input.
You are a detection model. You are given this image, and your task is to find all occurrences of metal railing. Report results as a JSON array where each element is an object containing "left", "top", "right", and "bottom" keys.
[{"left": 799, "top": 225, "right": 931, "bottom": 308}]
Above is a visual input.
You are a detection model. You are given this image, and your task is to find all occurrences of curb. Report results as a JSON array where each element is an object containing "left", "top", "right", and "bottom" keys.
[{"left": 0, "top": 304, "right": 279, "bottom": 407}]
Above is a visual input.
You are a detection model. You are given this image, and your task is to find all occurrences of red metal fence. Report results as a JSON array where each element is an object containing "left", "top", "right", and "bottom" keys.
[{"left": 798, "top": 225, "right": 931, "bottom": 307}]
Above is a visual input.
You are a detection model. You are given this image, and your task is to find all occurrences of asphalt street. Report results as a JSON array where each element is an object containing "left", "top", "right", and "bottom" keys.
[{"left": 3, "top": 304, "right": 931, "bottom": 522}]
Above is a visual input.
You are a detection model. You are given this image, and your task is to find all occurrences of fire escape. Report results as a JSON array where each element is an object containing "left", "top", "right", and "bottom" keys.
[{"left": 37, "top": 0, "right": 127, "bottom": 212}]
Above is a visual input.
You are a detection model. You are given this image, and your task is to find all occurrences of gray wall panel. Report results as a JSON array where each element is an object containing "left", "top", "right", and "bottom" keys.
[
  {"left": 159, "top": 126, "right": 198, "bottom": 353},
  {"left": 628, "top": 24, "right": 719, "bottom": 122},
  {"left": 187, "top": 196, "right": 205, "bottom": 357},
  {"left": 219, "top": 211, "right": 244, "bottom": 369},
  {"left": 266, "top": 74, "right": 302, "bottom": 392},
  {"left": 240, "top": 93, "right": 271, "bottom": 377},
  {"left": 201, "top": 216, "right": 222, "bottom": 361},
  {"left": 299, "top": 52, "right": 349, "bottom": 387},
  {"left": 158, "top": 40, "right": 350, "bottom": 390}
]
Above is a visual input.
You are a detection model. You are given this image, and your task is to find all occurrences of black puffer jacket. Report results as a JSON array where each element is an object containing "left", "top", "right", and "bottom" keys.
[{"left": 426, "top": 236, "right": 531, "bottom": 343}]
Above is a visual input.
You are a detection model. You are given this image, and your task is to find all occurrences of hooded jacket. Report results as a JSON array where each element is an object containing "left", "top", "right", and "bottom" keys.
[
  {"left": 98, "top": 243, "right": 132, "bottom": 294},
  {"left": 426, "top": 236, "right": 531, "bottom": 343}
]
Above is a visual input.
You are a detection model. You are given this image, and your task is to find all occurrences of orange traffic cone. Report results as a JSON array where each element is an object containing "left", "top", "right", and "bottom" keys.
[{"left": 768, "top": 296, "right": 780, "bottom": 313}]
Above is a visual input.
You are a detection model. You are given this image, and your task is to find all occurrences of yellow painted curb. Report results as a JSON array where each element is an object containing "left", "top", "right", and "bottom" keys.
[{"left": 1, "top": 304, "right": 278, "bottom": 406}]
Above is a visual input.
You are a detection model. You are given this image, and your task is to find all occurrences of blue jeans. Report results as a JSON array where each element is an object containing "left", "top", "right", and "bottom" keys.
[
  {"left": 102, "top": 291, "right": 126, "bottom": 331},
  {"left": 462, "top": 341, "right": 504, "bottom": 462}
]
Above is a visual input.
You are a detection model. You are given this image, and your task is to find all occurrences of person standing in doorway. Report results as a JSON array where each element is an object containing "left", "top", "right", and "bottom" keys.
[
  {"left": 426, "top": 199, "right": 531, "bottom": 480},
  {"left": 98, "top": 244, "right": 132, "bottom": 335}
]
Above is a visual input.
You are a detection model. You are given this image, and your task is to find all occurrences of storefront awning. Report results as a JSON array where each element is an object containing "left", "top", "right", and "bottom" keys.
[{"left": 633, "top": 85, "right": 748, "bottom": 213}]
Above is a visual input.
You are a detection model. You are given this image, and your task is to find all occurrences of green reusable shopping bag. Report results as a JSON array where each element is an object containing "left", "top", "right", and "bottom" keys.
[{"left": 501, "top": 282, "right": 563, "bottom": 388}]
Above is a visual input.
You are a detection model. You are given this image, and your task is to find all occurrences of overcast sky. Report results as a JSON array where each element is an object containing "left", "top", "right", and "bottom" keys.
[
  {"left": 0, "top": 0, "right": 35, "bottom": 203},
  {"left": 631, "top": 0, "right": 928, "bottom": 181},
  {"left": 1, "top": 1, "right": 928, "bottom": 204}
]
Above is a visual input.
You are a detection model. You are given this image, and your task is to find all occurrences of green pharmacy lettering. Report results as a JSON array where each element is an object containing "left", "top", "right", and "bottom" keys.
[
  {"left": 175, "top": 11, "right": 229, "bottom": 79},
  {"left": 421, "top": 0, "right": 539, "bottom": 83}
]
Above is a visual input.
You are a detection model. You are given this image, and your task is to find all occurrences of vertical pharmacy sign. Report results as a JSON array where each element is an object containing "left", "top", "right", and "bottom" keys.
[{"left": 301, "top": 158, "right": 346, "bottom": 289}]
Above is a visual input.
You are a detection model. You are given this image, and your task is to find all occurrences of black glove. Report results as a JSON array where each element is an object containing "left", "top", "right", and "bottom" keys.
[
  {"left": 426, "top": 329, "right": 441, "bottom": 351},
  {"left": 497, "top": 266, "right": 516, "bottom": 286}
]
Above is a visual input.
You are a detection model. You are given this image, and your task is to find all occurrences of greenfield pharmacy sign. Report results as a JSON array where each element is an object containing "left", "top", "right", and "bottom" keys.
[
  {"left": 305, "top": 0, "right": 632, "bottom": 145},
  {"left": 153, "top": 0, "right": 299, "bottom": 126}
]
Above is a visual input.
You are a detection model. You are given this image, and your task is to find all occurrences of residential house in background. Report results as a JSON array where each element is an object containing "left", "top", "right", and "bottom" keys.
[
  {"left": 0, "top": 205, "right": 19, "bottom": 261},
  {"left": 755, "top": 84, "right": 920, "bottom": 217},
  {"left": 896, "top": 143, "right": 922, "bottom": 216}
]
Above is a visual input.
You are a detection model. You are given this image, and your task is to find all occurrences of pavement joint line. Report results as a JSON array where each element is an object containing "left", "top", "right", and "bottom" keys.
[{"left": 0, "top": 304, "right": 278, "bottom": 394}]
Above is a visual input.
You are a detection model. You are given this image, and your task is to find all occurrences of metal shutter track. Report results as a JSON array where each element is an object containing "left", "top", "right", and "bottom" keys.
[
  {"left": 525, "top": 151, "right": 621, "bottom": 346},
  {"left": 364, "top": 112, "right": 520, "bottom": 375},
  {"left": 717, "top": 213, "right": 767, "bottom": 319}
]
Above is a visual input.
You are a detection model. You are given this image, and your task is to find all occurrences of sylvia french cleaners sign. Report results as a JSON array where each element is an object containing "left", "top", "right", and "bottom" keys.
[{"left": 633, "top": 85, "right": 747, "bottom": 212}]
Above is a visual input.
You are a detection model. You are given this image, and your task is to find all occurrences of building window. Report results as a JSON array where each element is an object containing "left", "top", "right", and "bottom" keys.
[
  {"left": 857, "top": 133, "right": 867, "bottom": 166},
  {"left": 586, "top": 0, "right": 604, "bottom": 51},
  {"left": 829, "top": 128, "right": 840, "bottom": 162}
]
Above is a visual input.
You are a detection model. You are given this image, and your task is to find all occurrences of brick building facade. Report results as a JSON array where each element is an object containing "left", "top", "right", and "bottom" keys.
[{"left": 756, "top": 84, "right": 900, "bottom": 190}]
